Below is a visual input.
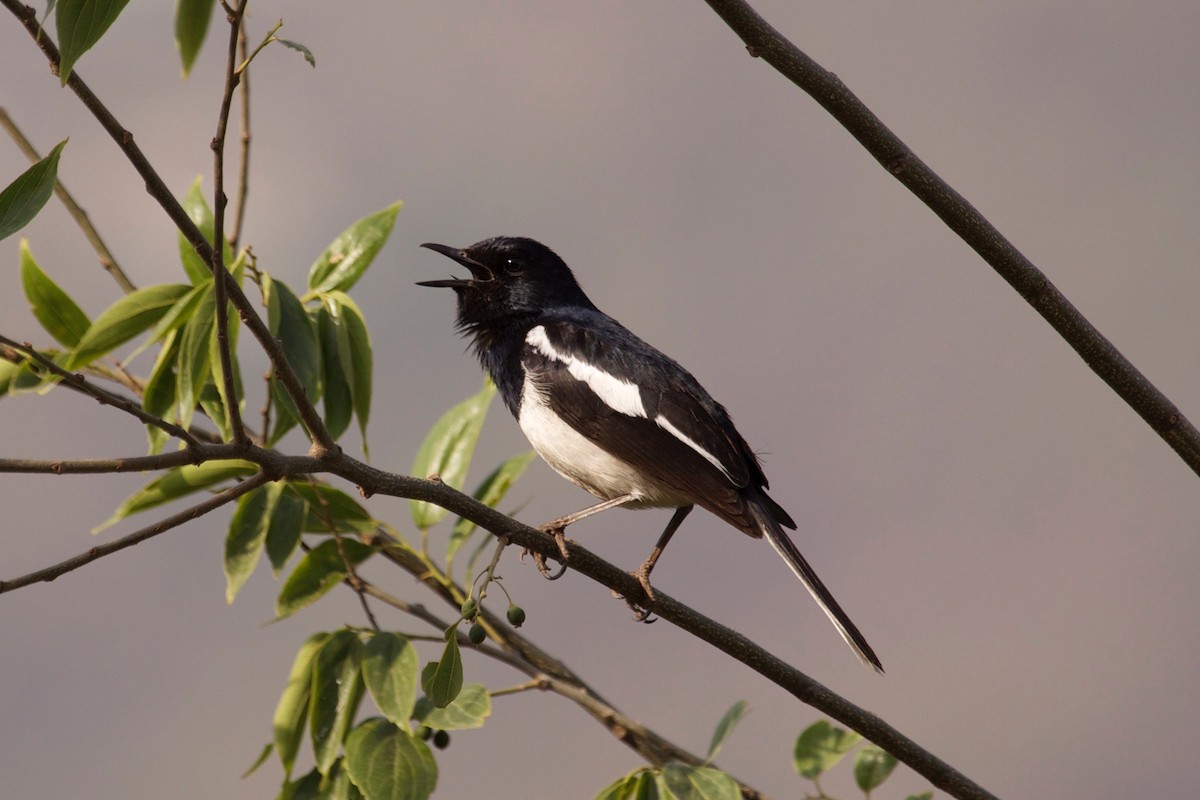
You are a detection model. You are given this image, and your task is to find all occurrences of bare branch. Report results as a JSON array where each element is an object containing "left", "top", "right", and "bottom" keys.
[
  {"left": 0, "top": 470, "right": 270, "bottom": 594},
  {"left": 229, "top": 22, "right": 252, "bottom": 249},
  {"left": 0, "top": 106, "right": 136, "bottom": 294},
  {"left": 0, "top": 334, "right": 201, "bottom": 449},
  {"left": 701, "top": 0, "right": 1200, "bottom": 480},
  {"left": 210, "top": 1, "right": 248, "bottom": 445}
]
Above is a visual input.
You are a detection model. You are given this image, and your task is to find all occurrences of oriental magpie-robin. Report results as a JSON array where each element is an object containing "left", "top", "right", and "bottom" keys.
[{"left": 419, "top": 236, "right": 882, "bottom": 671}]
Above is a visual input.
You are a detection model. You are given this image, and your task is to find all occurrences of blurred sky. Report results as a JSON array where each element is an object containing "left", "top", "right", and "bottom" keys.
[{"left": 3, "top": 2, "right": 1199, "bottom": 798}]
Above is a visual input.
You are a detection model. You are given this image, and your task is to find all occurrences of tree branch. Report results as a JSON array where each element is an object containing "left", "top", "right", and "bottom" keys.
[
  {"left": 1, "top": 0, "right": 337, "bottom": 456},
  {"left": 229, "top": 22, "right": 252, "bottom": 249},
  {"left": 0, "top": 470, "right": 270, "bottom": 594},
  {"left": 0, "top": 334, "right": 201, "bottom": 449},
  {"left": 700, "top": 0, "right": 1200, "bottom": 480},
  {"left": 0, "top": 106, "right": 136, "bottom": 294},
  {"left": 210, "top": 1, "right": 248, "bottom": 445}
]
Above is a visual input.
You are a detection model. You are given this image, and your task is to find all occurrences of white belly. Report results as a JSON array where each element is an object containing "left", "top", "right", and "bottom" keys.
[{"left": 517, "top": 378, "right": 687, "bottom": 508}]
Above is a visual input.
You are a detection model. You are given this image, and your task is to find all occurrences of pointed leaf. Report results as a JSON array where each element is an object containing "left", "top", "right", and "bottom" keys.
[
  {"left": 274, "top": 633, "right": 330, "bottom": 778},
  {"left": 448, "top": 450, "right": 535, "bottom": 564},
  {"left": 174, "top": 0, "right": 214, "bottom": 77},
  {"left": 142, "top": 330, "right": 181, "bottom": 454},
  {"left": 307, "top": 202, "right": 401, "bottom": 295},
  {"left": 362, "top": 633, "right": 420, "bottom": 732},
  {"left": 224, "top": 482, "right": 283, "bottom": 603},
  {"left": 275, "top": 538, "right": 374, "bottom": 620},
  {"left": 420, "top": 634, "right": 462, "bottom": 709},
  {"left": 793, "top": 720, "right": 861, "bottom": 779},
  {"left": 266, "top": 488, "right": 306, "bottom": 574},
  {"left": 705, "top": 700, "right": 749, "bottom": 765},
  {"left": 0, "top": 359, "right": 47, "bottom": 397},
  {"left": 20, "top": 240, "right": 90, "bottom": 347},
  {"left": 662, "top": 763, "right": 740, "bottom": 800},
  {"left": 316, "top": 304, "right": 353, "bottom": 441},
  {"left": 277, "top": 38, "right": 316, "bottom": 69},
  {"left": 176, "top": 281, "right": 215, "bottom": 431},
  {"left": 345, "top": 718, "right": 437, "bottom": 800},
  {"left": 853, "top": 744, "right": 898, "bottom": 793},
  {"left": 0, "top": 140, "right": 67, "bottom": 241},
  {"left": 412, "top": 683, "right": 490, "bottom": 731},
  {"left": 288, "top": 482, "right": 378, "bottom": 535},
  {"left": 177, "top": 176, "right": 233, "bottom": 284},
  {"left": 242, "top": 742, "right": 274, "bottom": 779},
  {"left": 325, "top": 292, "right": 372, "bottom": 451},
  {"left": 56, "top": 0, "right": 131, "bottom": 83},
  {"left": 409, "top": 380, "right": 496, "bottom": 529},
  {"left": 310, "top": 630, "right": 365, "bottom": 775},
  {"left": 93, "top": 459, "right": 256, "bottom": 533},
  {"left": 265, "top": 273, "right": 322, "bottom": 418},
  {"left": 69, "top": 283, "right": 190, "bottom": 368}
]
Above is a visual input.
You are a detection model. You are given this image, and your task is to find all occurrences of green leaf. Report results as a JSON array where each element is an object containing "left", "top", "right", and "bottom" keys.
[
  {"left": 310, "top": 630, "right": 365, "bottom": 775},
  {"left": 206, "top": 281, "right": 242, "bottom": 437},
  {"left": 266, "top": 488, "right": 306, "bottom": 574},
  {"left": 307, "top": 202, "right": 401, "bottom": 295},
  {"left": 277, "top": 38, "right": 316, "bottom": 69},
  {"left": 316, "top": 304, "right": 353, "bottom": 441},
  {"left": 175, "top": 280, "right": 215, "bottom": 431},
  {"left": 275, "top": 538, "right": 374, "bottom": 620},
  {"left": 0, "top": 139, "right": 66, "bottom": 241},
  {"left": 793, "top": 720, "right": 861, "bottom": 779},
  {"left": 905, "top": 793, "right": 935, "bottom": 800},
  {"left": 345, "top": 718, "right": 437, "bottom": 800},
  {"left": 705, "top": 700, "right": 748, "bottom": 765},
  {"left": 174, "top": 0, "right": 214, "bottom": 77},
  {"left": 93, "top": 459, "right": 256, "bottom": 533},
  {"left": 265, "top": 273, "right": 322, "bottom": 426},
  {"left": 412, "top": 683, "right": 490, "bottom": 731},
  {"left": 0, "top": 359, "right": 47, "bottom": 397},
  {"left": 70, "top": 283, "right": 191, "bottom": 368},
  {"left": 242, "top": 742, "right": 273, "bottom": 779},
  {"left": 853, "top": 744, "right": 898, "bottom": 793},
  {"left": 19, "top": 239, "right": 90, "bottom": 347},
  {"left": 224, "top": 482, "right": 283, "bottom": 604},
  {"left": 56, "top": 0, "right": 131, "bottom": 83},
  {"left": 177, "top": 176, "right": 233, "bottom": 284},
  {"left": 69, "top": 283, "right": 190, "bottom": 367},
  {"left": 594, "top": 769, "right": 667, "bottom": 800},
  {"left": 448, "top": 450, "right": 535, "bottom": 565},
  {"left": 145, "top": 278, "right": 210, "bottom": 348},
  {"left": 661, "top": 763, "right": 739, "bottom": 800},
  {"left": 362, "top": 633, "right": 420, "bottom": 733},
  {"left": 287, "top": 482, "right": 378, "bottom": 535},
  {"left": 142, "top": 330, "right": 181, "bottom": 454},
  {"left": 419, "top": 634, "right": 463, "bottom": 709},
  {"left": 324, "top": 292, "right": 372, "bottom": 452},
  {"left": 409, "top": 380, "right": 496, "bottom": 529},
  {"left": 274, "top": 633, "right": 330, "bottom": 778}
]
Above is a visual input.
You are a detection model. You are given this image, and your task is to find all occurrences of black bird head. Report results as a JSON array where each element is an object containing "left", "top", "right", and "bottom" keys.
[{"left": 418, "top": 237, "right": 596, "bottom": 334}]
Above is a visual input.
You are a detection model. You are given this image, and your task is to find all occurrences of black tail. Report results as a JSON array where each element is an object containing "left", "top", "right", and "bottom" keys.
[{"left": 753, "top": 502, "right": 883, "bottom": 673}]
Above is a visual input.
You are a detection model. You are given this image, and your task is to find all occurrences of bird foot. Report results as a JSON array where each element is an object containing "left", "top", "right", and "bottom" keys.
[
  {"left": 536, "top": 523, "right": 573, "bottom": 561},
  {"left": 610, "top": 567, "right": 657, "bottom": 623},
  {"left": 524, "top": 547, "right": 568, "bottom": 581}
]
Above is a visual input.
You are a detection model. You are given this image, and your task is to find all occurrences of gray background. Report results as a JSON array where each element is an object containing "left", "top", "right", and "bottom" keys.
[{"left": 3, "top": 2, "right": 1199, "bottom": 798}]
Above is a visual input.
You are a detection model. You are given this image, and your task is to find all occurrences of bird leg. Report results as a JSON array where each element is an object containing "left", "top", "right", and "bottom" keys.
[
  {"left": 529, "top": 493, "right": 639, "bottom": 579},
  {"left": 623, "top": 505, "right": 693, "bottom": 621}
]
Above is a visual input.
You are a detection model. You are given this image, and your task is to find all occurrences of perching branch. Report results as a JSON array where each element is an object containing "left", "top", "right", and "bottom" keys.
[
  {"left": 701, "top": 0, "right": 1200, "bottom": 480},
  {"left": 0, "top": 107, "right": 137, "bottom": 294}
]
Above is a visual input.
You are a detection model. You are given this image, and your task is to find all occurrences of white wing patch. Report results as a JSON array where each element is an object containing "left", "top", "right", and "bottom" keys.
[
  {"left": 526, "top": 325, "right": 646, "bottom": 417},
  {"left": 525, "top": 324, "right": 734, "bottom": 483},
  {"left": 654, "top": 414, "right": 734, "bottom": 481}
]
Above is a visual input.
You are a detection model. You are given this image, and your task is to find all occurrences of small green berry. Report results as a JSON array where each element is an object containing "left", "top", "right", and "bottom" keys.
[
  {"left": 460, "top": 598, "right": 478, "bottom": 620},
  {"left": 468, "top": 622, "right": 487, "bottom": 645},
  {"left": 433, "top": 729, "right": 450, "bottom": 749},
  {"left": 506, "top": 603, "right": 526, "bottom": 628},
  {"left": 418, "top": 726, "right": 433, "bottom": 741}
]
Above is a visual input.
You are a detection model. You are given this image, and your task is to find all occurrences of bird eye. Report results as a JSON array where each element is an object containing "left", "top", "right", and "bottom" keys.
[{"left": 504, "top": 258, "right": 523, "bottom": 275}]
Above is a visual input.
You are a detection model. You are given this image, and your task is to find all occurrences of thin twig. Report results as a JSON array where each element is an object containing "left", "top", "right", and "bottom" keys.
[
  {"left": 701, "top": 0, "right": 1200, "bottom": 479},
  {"left": 229, "top": 21, "right": 251, "bottom": 249},
  {"left": 2, "top": 0, "right": 338, "bottom": 455},
  {"left": 0, "top": 471, "right": 270, "bottom": 594},
  {"left": 210, "top": 0, "right": 248, "bottom": 445},
  {"left": 0, "top": 334, "right": 201, "bottom": 449},
  {"left": 0, "top": 446, "right": 241, "bottom": 475},
  {"left": 0, "top": 106, "right": 136, "bottom": 294}
]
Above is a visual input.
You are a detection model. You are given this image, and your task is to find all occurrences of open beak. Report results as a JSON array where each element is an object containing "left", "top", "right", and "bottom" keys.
[{"left": 417, "top": 242, "right": 484, "bottom": 288}]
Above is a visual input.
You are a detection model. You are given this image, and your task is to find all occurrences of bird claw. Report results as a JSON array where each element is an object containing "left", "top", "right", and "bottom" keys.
[
  {"left": 522, "top": 546, "right": 567, "bottom": 581},
  {"left": 610, "top": 568, "right": 657, "bottom": 623},
  {"left": 537, "top": 523, "right": 572, "bottom": 561}
]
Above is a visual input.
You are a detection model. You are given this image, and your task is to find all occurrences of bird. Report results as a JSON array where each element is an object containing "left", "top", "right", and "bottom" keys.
[{"left": 418, "top": 236, "right": 882, "bottom": 672}]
